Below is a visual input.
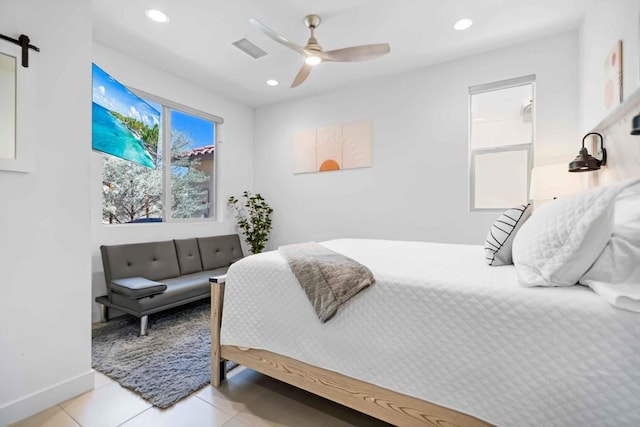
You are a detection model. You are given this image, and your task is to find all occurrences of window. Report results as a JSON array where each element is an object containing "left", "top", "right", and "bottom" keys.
[
  {"left": 102, "top": 91, "right": 222, "bottom": 224},
  {"left": 469, "top": 75, "right": 534, "bottom": 211}
]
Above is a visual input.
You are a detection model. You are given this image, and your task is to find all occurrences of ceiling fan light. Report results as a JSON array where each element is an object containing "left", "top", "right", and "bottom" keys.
[
  {"left": 266, "top": 79, "right": 279, "bottom": 86},
  {"left": 305, "top": 55, "right": 321, "bottom": 66}
]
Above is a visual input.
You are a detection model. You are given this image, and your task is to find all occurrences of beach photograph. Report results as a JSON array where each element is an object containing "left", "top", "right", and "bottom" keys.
[{"left": 92, "top": 63, "right": 160, "bottom": 168}]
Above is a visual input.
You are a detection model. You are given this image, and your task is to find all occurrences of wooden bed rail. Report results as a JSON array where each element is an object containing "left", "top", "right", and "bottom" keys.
[
  {"left": 210, "top": 281, "right": 492, "bottom": 427},
  {"left": 211, "top": 281, "right": 225, "bottom": 386}
]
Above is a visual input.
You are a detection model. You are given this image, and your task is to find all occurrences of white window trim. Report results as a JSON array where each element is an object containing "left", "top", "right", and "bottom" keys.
[
  {"left": 128, "top": 88, "right": 222, "bottom": 223},
  {"left": 468, "top": 75, "right": 536, "bottom": 212}
]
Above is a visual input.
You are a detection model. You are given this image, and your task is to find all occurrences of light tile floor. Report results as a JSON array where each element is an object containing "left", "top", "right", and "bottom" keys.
[{"left": 11, "top": 367, "right": 392, "bottom": 427}]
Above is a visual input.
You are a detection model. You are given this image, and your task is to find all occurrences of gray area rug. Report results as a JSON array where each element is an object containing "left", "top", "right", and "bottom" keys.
[{"left": 92, "top": 299, "right": 216, "bottom": 408}]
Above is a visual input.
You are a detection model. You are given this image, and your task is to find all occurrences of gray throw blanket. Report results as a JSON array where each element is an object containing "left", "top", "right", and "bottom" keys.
[{"left": 279, "top": 242, "right": 375, "bottom": 322}]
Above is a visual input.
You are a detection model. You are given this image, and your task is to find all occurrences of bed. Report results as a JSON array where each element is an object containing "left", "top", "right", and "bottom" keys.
[
  {"left": 211, "top": 238, "right": 640, "bottom": 426},
  {"left": 211, "top": 95, "right": 640, "bottom": 426}
]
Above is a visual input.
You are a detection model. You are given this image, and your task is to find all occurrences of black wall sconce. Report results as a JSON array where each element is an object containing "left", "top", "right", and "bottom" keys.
[
  {"left": 568, "top": 132, "right": 607, "bottom": 172},
  {"left": 631, "top": 113, "right": 640, "bottom": 135}
]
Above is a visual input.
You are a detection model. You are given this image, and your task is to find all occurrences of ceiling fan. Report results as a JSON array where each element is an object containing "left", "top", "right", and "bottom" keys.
[{"left": 249, "top": 15, "right": 391, "bottom": 88}]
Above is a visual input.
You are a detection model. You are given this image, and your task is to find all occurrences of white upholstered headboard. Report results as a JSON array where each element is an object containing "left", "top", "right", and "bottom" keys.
[{"left": 591, "top": 89, "right": 640, "bottom": 186}]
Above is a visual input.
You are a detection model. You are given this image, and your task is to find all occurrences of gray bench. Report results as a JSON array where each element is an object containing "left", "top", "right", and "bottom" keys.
[{"left": 96, "top": 234, "right": 243, "bottom": 335}]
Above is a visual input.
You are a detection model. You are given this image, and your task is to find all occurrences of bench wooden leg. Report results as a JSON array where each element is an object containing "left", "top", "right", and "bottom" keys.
[{"left": 140, "top": 315, "right": 148, "bottom": 336}]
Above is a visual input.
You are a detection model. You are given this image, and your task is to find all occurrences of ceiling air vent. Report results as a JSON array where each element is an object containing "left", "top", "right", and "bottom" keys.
[{"left": 232, "top": 38, "right": 268, "bottom": 59}]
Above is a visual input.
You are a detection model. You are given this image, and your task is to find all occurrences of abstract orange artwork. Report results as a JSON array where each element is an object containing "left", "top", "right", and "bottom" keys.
[
  {"left": 604, "top": 40, "right": 623, "bottom": 113},
  {"left": 293, "top": 119, "right": 372, "bottom": 174}
]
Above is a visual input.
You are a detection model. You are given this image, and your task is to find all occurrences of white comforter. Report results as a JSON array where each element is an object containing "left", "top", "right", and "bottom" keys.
[{"left": 221, "top": 239, "right": 640, "bottom": 426}]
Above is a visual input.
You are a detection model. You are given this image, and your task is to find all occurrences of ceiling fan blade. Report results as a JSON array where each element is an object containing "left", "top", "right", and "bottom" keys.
[
  {"left": 249, "top": 18, "right": 310, "bottom": 56},
  {"left": 321, "top": 43, "right": 391, "bottom": 62},
  {"left": 291, "top": 63, "right": 312, "bottom": 88}
]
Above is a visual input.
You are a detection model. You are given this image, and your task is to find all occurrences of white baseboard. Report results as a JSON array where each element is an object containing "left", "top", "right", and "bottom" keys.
[{"left": 0, "top": 370, "right": 94, "bottom": 426}]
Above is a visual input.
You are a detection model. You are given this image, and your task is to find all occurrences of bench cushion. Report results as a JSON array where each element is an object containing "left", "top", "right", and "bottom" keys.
[
  {"left": 174, "top": 238, "right": 203, "bottom": 275},
  {"left": 110, "top": 268, "right": 228, "bottom": 313},
  {"left": 111, "top": 277, "right": 167, "bottom": 298},
  {"left": 101, "top": 240, "right": 181, "bottom": 283},
  {"left": 198, "top": 234, "right": 243, "bottom": 270}
]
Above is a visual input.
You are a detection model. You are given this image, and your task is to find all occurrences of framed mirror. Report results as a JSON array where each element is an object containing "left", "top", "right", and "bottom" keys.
[{"left": 0, "top": 37, "right": 34, "bottom": 173}]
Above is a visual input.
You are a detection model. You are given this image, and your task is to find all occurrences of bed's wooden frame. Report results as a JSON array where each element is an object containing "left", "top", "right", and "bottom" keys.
[{"left": 210, "top": 282, "right": 491, "bottom": 427}]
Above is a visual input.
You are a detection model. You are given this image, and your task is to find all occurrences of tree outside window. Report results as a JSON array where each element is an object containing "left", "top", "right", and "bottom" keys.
[{"left": 102, "top": 95, "right": 218, "bottom": 224}]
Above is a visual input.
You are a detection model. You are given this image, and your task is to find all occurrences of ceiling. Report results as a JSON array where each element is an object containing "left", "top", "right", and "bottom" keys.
[{"left": 93, "top": 0, "right": 591, "bottom": 108}]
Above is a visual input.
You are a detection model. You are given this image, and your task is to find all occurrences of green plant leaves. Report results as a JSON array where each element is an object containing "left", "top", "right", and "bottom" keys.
[{"left": 229, "top": 191, "right": 273, "bottom": 254}]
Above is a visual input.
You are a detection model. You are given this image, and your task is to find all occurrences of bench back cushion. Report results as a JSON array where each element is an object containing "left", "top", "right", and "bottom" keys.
[
  {"left": 173, "top": 238, "right": 203, "bottom": 275},
  {"left": 101, "top": 240, "right": 181, "bottom": 287},
  {"left": 198, "top": 234, "right": 244, "bottom": 271}
]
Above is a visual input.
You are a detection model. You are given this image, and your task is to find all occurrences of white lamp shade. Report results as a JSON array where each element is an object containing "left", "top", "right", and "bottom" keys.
[{"left": 529, "top": 164, "right": 584, "bottom": 200}]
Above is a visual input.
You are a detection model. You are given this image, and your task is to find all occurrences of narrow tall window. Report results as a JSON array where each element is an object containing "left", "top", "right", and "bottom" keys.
[
  {"left": 169, "top": 109, "right": 214, "bottom": 219},
  {"left": 469, "top": 75, "right": 535, "bottom": 211}
]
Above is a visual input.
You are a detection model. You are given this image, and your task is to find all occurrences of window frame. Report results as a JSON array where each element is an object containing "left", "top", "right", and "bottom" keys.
[
  {"left": 468, "top": 74, "right": 536, "bottom": 212},
  {"left": 111, "top": 87, "right": 223, "bottom": 224}
]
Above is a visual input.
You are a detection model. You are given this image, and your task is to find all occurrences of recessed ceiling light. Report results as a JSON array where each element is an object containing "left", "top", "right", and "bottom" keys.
[
  {"left": 454, "top": 18, "right": 473, "bottom": 31},
  {"left": 145, "top": 9, "right": 170, "bottom": 23},
  {"left": 266, "top": 79, "right": 279, "bottom": 87}
]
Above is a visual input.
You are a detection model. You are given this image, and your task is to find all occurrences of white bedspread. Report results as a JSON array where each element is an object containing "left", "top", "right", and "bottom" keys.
[{"left": 221, "top": 239, "right": 640, "bottom": 426}]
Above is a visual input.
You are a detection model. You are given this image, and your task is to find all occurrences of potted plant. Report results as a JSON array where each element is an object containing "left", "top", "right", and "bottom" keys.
[{"left": 228, "top": 191, "right": 274, "bottom": 254}]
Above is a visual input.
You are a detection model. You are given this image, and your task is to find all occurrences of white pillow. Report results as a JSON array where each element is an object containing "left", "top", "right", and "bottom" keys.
[
  {"left": 484, "top": 204, "right": 531, "bottom": 266},
  {"left": 512, "top": 178, "right": 640, "bottom": 287},
  {"left": 580, "top": 185, "right": 640, "bottom": 311}
]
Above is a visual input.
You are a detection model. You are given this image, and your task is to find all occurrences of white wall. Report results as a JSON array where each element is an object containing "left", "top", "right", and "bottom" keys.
[
  {"left": 90, "top": 43, "right": 255, "bottom": 322},
  {"left": 578, "top": 0, "right": 640, "bottom": 188},
  {"left": 580, "top": 0, "right": 640, "bottom": 131},
  {"left": 254, "top": 31, "right": 580, "bottom": 248},
  {"left": 0, "top": 0, "right": 93, "bottom": 424}
]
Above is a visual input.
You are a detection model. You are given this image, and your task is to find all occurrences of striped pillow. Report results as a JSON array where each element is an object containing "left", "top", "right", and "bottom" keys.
[{"left": 485, "top": 204, "right": 532, "bottom": 266}]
